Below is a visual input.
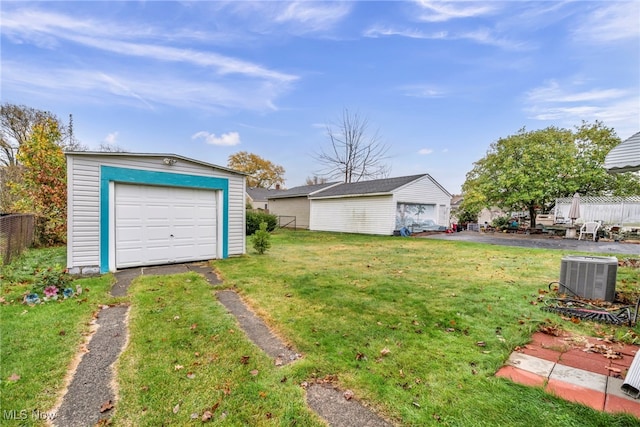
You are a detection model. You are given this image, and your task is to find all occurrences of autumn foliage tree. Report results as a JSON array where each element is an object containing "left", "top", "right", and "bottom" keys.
[
  {"left": 12, "top": 117, "right": 67, "bottom": 244},
  {"left": 228, "top": 151, "right": 285, "bottom": 189}
]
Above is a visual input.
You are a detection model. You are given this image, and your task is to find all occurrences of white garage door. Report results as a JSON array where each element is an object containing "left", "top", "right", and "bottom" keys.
[{"left": 115, "top": 184, "right": 217, "bottom": 268}]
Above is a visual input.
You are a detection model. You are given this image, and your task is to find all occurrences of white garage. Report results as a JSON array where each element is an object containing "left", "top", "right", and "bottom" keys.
[{"left": 66, "top": 152, "right": 246, "bottom": 274}]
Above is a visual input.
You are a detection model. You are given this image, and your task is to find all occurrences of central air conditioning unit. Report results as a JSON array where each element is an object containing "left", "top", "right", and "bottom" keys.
[{"left": 559, "top": 255, "right": 618, "bottom": 302}]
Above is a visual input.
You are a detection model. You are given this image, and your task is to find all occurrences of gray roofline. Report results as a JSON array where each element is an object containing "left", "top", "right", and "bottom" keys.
[
  {"left": 308, "top": 174, "right": 451, "bottom": 199},
  {"left": 267, "top": 182, "right": 341, "bottom": 199},
  {"left": 65, "top": 151, "right": 247, "bottom": 176}
]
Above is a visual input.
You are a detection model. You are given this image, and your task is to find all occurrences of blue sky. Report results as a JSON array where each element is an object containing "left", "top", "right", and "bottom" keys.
[{"left": 2, "top": 1, "right": 638, "bottom": 193}]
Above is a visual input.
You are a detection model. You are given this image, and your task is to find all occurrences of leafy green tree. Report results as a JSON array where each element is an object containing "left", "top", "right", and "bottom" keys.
[
  {"left": 228, "top": 151, "right": 285, "bottom": 189},
  {"left": 12, "top": 117, "right": 67, "bottom": 244},
  {"left": 462, "top": 123, "right": 639, "bottom": 227}
]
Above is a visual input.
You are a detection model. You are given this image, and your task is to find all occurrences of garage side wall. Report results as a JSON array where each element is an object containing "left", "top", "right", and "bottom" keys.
[
  {"left": 66, "top": 154, "right": 245, "bottom": 274},
  {"left": 268, "top": 197, "right": 310, "bottom": 229},
  {"left": 393, "top": 177, "right": 451, "bottom": 226},
  {"left": 310, "top": 195, "right": 396, "bottom": 235}
]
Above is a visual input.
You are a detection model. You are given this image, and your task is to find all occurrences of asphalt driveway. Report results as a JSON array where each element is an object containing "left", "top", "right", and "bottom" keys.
[{"left": 421, "top": 231, "right": 640, "bottom": 256}]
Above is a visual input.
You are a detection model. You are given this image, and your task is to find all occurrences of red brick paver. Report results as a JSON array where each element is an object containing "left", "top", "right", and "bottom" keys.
[{"left": 498, "top": 332, "right": 640, "bottom": 418}]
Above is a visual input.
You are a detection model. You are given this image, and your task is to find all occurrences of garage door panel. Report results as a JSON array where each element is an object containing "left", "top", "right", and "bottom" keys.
[{"left": 115, "top": 184, "right": 217, "bottom": 268}]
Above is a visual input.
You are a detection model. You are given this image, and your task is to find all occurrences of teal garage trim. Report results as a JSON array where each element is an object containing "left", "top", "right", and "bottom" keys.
[{"left": 100, "top": 166, "right": 229, "bottom": 273}]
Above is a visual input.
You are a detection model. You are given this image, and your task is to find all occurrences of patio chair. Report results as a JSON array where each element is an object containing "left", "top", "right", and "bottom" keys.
[{"left": 579, "top": 222, "right": 600, "bottom": 241}]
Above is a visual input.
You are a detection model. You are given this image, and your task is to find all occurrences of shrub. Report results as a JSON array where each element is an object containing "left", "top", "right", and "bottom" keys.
[
  {"left": 492, "top": 216, "right": 510, "bottom": 230},
  {"left": 246, "top": 211, "right": 277, "bottom": 235},
  {"left": 251, "top": 222, "right": 271, "bottom": 255}
]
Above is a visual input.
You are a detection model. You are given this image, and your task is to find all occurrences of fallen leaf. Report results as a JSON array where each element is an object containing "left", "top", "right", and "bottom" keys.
[
  {"left": 59, "top": 330, "right": 66, "bottom": 336},
  {"left": 259, "top": 391, "right": 267, "bottom": 398},
  {"left": 190, "top": 413, "right": 199, "bottom": 420},
  {"left": 173, "top": 315, "right": 180, "bottom": 320},
  {"left": 173, "top": 404, "right": 180, "bottom": 414},
  {"left": 476, "top": 341, "right": 486, "bottom": 347},
  {"left": 174, "top": 365, "right": 184, "bottom": 371},
  {"left": 7, "top": 373, "right": 20, "bottom": 382},
  {"left": 100, "top": 400, "right": 114, "bottom": 413},
  {"left": 187, "top": 372, "right": 196, "bottom": 379},
  {"left": 343, "top": 390, "right": 354, "bottom": 400},
  {"left": 355, "top": 352, "right": 366, "bottom": 361},
  {"left": 380, "top": 348, "right": 391, "bottom": 356},
  {"left": 190, "top": 323, "right": 198, "bottom": 330},
  {"left": 240, "top": 355, "right": 250, "bottom": 365},
  {"left": 606, "top": 366, "right": 622, "bottom": 374},
  {"left": 201, "top": 411, "right": 212, "bottom": 421},
  {"left": 250, "top": 369, "right": 259, "bottom": 376}
]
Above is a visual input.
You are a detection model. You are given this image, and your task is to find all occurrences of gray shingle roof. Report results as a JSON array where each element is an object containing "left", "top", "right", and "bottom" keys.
[
  {"left": 268, "top": 182, "right": 340, "bottom": 199},
  {"left": 247, "top": 187, "right": 284, "bottom": 201},
  {"left": 310, "top": 174, "right": 433, "bottom": 198}
]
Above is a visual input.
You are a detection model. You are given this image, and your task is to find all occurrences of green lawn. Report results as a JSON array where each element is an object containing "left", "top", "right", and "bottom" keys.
[
  {"left": 1, "top": 233, "right": 639, "bottom": 426},
  {"left": 213, "top": 230, "right": 640, "bottom": 426}
]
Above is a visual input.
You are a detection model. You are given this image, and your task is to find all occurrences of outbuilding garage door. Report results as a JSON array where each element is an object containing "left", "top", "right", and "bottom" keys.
[{"left": 115, "top": 184, "right": 217, "bottom": 268}]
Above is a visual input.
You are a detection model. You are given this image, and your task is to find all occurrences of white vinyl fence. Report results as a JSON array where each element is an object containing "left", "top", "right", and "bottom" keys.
[{"left": 554, "top": 196, "right": 640, "bottom": 228}]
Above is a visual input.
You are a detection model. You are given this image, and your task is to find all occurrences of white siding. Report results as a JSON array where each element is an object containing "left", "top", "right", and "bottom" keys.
[
  {"left": 310, "top": 196, "right": 396, "bottom": 235},
  {"left": 394, "top": 176, "right": 451, "bottom": 226},
  {"left": 66, "top": 154, "right": 245, "bottom": 272}
]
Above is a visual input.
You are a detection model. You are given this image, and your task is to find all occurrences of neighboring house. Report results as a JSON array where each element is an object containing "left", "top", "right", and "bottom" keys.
[
  {"left": 66, "top": 152, "right": 246, "bottom": 274},
  {"left": 309, "top": 174, "right": 451, "bottom": 235},
  {"left": 246, "top": 187, "right": 283, "bottom": 211},
  {"left": 267, "top": 182, "right": 340, "bottom": 229}
]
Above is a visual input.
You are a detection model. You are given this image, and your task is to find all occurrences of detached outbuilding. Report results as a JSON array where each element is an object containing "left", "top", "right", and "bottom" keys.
[
  {"left": 309, "top": 174, "right": 451, "bottom": 235},
  {"left": 66, "top": 152, "right": 246, "bottom": 274},
  {"left": 267, "top": 182, "right": 339, "bottom": 229}
]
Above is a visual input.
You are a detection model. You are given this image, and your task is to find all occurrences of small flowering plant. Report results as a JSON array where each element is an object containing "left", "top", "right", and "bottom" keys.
[
  {"left": 23, "top": 267, "right": 75, "bottom": 305},
  {"left": 44, "top": 286, "right": 59, "bottom": 300},
  {"left": 24, "top": 293, "right": 41, "bottom": 305}
]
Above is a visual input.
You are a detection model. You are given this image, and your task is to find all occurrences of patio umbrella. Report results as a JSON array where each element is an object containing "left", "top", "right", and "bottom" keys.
[
  {"left": 568, "top": 192, "right": 580, "bottom": 225},
  {"left": 605, "top": 131, "right": 640, "bottom": 173}
]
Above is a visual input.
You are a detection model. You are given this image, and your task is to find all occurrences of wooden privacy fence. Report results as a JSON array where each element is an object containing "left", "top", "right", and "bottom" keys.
[{"left": 0, "top": 213, "right": 36, "bottom": 265}]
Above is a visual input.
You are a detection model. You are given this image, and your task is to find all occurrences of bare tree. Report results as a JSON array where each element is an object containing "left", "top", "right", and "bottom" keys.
[
  {"left": 305, "top": 175, "right": 328, "bottom": 185},
  {"left": 0, "top": 104, "right": 86, "bottom": 166},
  {"left": 315, "top": 109, "right": 390, "bottom": 183},
  {"left": 98, "top": 142, "right": 128, "bottom": 152}
]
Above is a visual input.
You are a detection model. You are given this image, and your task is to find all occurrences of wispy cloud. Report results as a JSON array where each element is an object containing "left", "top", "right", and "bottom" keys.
[
  {"left": 2, "top": 61, "right": 283, "bottom": 112},
  {"left": 192, "top": 131, "right": 241, "bottom": 146},
  {"left": 524, "top": 79, "right": 640, "bottom": 137},
  {"left": 418, "top": 148, "right": 433, "bottom": 155},
  {"left": 399, "top": 84, "right": 446, "bottom": 99},
  {"left": 103, "top": 132, "right": 119, "bottom": 145},
  {"left": 221, "top": 1, "right": 352, "bottom": 35},
  {"left": 364, "top": 25, "right": 529, "bottom": 51},
  {"left": 0, "top": 7, "right": 297, "bottom": 111},
  {"left": 274, "top": 1, "right": 352, "bottom": 32},
  {"left": 572, "top": 2, "right": 640, "bottom": 44},
  {"left": 413, "top": 0, "right": 497, "bottom": 22}
]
